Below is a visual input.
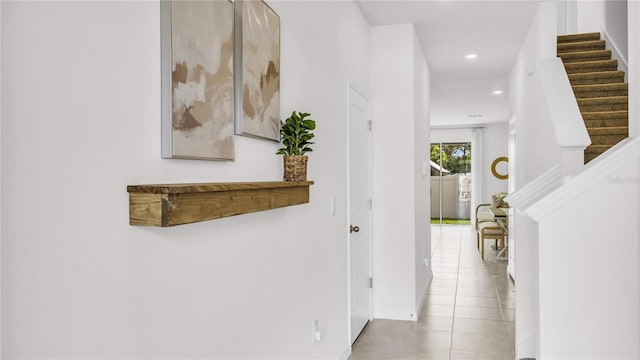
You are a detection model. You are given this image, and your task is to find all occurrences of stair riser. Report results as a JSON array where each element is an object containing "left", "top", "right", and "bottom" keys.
[
  {"left": 587, "top": 126, "right": 629, "bottom": 136},
  {"left": 574, "top": 89, "right": 628, "bottom": 98},
  {"left": 588, "top": 134, "right": 628, "bottom": 145},
  {"left": 558, "top": 41, "right": 605, "bottom": 52},
  {"left": 584, "top": 119, "right": 628, "bottom": 128},
  {"left": 569, "top": 76, "right": 625, "bottom": 86},
  {"left": 564, "top": 62, "right": 618, "bottom": 74},
  {"left": 558, "top": 32, "right": 601, "bottom": 43},
  {"left": 579, "top": 103, "right": 628, "bottom": 112},
  {"left": 584, "top": 153, "right": 599, "bottom": 163},
  {"left": 585, "top": 145, "right": 612, "bottom": 154},
  {"left": 559, "top": 54, "right": 612, "bottom": 63}
]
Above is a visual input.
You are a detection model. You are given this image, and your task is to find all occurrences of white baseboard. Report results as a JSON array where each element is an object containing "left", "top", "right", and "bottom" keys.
[
  {"left": 373, "top": 309, "right": 418, "bottom": 322},
  {"left": 601, "top": 27, "right": 628, "bottom": 81},
  {"left": 415, "top": 271, "right": 433, "bottom": 319},
  {"left": 338, "top": 346, "right": 351, "bottom": 360},
  {"left": 516, "top": 334, "right": 537, "bottom": 360}
]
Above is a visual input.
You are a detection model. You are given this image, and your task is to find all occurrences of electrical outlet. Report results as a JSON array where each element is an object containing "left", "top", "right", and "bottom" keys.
[{"left": 424, "top": 257, "right": 429, "bottom": 267}]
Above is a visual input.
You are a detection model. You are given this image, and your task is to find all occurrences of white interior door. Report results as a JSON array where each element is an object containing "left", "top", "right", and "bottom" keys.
[{"left": 348, "top": 84, "right": 371, "bottom": 344}]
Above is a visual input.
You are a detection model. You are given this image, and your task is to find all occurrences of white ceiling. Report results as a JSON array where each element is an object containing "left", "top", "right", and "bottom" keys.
[{"left": 356, "top": 0, "right": 539, "bottom": 126}]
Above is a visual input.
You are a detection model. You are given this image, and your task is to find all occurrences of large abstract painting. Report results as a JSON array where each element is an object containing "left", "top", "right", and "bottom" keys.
[
  {"left": 161, "top": 0, "right": 235, "bottom": 160},
  {"left": 234, "top": 0, "right": 281, "bottom": 141}
]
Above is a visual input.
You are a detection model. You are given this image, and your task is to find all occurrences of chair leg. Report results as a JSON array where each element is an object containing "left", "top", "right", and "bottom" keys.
[{"left": 481, "top": 236, "right": 484, "bottom": 260}]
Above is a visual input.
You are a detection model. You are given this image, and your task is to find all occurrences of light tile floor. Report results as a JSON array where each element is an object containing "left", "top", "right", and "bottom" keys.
[{"left": 350, "top": 225, "right": 515, "bottom": 360}]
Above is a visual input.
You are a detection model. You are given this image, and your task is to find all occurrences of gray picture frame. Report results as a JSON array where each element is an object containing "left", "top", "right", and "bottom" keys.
[
  {"left": 234, "top": 0, "right": 281, "bottom": 142},
  {"left": 161, "top": 0, "right": 236, "bottom": 160}
]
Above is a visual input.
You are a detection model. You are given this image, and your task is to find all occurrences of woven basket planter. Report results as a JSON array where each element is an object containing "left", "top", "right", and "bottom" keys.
[{"left": 283, "top": 155, "right": 308, "bottom": 181}]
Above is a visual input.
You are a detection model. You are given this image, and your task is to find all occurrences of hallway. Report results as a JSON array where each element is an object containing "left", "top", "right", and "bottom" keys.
[{"left": 350, "top": 225, "right": 515, "bottom": 359}]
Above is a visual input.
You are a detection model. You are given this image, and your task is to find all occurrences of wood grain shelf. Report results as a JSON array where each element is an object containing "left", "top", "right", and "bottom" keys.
[{"left": 127, "top": 181, "right": 314, "bottom": 227}]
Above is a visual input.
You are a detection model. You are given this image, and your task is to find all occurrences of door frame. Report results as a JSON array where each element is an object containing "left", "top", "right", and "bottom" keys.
[{"left": 346, "top": 80, "right": 372, "bottom": 346}]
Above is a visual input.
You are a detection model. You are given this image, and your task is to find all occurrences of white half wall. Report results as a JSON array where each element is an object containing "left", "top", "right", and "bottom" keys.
[
  {"left": 1, "top": 1, "right": 370, "bottom": 358},
  {"left": 538, "top": 161, "right": 639, "bottom": 359},
  {"left": 371, "top": 23, "right": 431, "bottom": 321}
]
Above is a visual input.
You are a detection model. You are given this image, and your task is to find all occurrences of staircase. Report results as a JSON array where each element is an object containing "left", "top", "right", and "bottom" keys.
[{"left": 557, "top": 32, "right": 629, "bottom": 163}]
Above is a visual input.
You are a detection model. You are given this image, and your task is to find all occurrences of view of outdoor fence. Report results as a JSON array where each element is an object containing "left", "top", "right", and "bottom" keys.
[
  {"left": 430, "top": 173, "right": 471, "bottom": 219},
  {"left": 430, "top": 142, "right": 471, "bottom": 223}
]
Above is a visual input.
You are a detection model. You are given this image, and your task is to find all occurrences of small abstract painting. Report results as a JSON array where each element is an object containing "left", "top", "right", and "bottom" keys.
[
  {"left": 234, "top": 0, "right": 281, "bottom": 141},
  {"left": 161, "top": 0, "right": 235, "bottom": 160}
]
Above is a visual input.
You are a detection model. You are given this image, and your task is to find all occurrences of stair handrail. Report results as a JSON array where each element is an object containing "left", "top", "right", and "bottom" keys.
[
  {"left": 601, "top": 27, "right": 628, "bottom": 78},
  {"left": 504, "top": 165, "right": 563, "bottom": 214},
  {"left": 537, "top": 57, "right": 592, "bottom": 176}
]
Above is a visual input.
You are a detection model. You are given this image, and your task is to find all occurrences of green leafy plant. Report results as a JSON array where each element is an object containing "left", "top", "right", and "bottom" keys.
[{"left": 276, "top": 111, "right": 316, "bottom": 156}]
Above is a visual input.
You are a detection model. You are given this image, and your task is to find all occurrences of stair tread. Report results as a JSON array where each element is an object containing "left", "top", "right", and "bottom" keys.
[
  {"left": 573, "top": 83, "right": 628, "bottom": 91},
  {"left": 586, "top": 144, "right": 614, "bottom": 148},
  {"left": 577, "top": 96, "right": 628, "bottom": 103},
  {"left": 557, "top": 49, "right": 611, "bottom": 57},
  {"left": 582, "top": 110, "right": 628, "bottom": 118},
  {"left": 558, "top": 50, "right": 612, "bottom": 63},
  {"left": 557, "top": 32, "right": 601, "bottom": 43},
  {"left": 585, "top": 144, "right": 614, "bottom": 154},
  {"left": 573, "top": 86, "right": 628, "bottom": 98},
  {"left": 557, "top": 39, "right": 605, "bottom": 46},
  {"left": 568, "top": 70, "right": 625, "bottom": 78},
  {"left": 586, "top": 126, "right": 629, "bottom": 134},
  {"left": 564, "top": 60, "right": 618, "bottom": 74},
  {"left": 564, "top": 59, "right": 617, "bottom": 66},
  {"left": 557, "top": 40, "right": 606, "bottom": 51}
]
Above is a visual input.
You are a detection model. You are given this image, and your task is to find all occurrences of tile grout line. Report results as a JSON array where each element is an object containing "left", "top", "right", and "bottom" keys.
[
  {"left": 431, "top": 225, "right": 443, "bottom": 257},
  {"left": 448, "top": 227, "right": 463, "bottom": 360},
  {"left": 489, "top": 248, "right": 516, "bottom": 358}
]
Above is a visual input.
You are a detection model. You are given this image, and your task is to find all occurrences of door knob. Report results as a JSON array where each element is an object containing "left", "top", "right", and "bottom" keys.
[{"left": 350, "top": 225, "right": 360, "bottom": 233}]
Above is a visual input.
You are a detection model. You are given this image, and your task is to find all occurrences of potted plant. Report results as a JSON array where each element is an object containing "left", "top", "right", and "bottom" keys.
[{"left": 277, "top": 111, "right": 316, "bottom": 181}]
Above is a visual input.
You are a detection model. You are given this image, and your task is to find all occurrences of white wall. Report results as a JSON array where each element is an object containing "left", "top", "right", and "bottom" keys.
[
  {"left": 482, "top": 123, "right": 508, "bottom": 199},
  {"left": 577, "top": 0, "right": 628, "bottom": 65},
  {"left": 371, "top": 23, "right": 431, "bottom": 321},
  {"left": 430, "top": 128, "right": 472, "bottom": 144},
  {"left": 412, "top": 31, "right": 431, "bottom": 311},
  {"left": 630, "top": 3, "right": 640, "bottom": 349},
  {"left": 507, "top": 2, "right": 558, "bottom": 359},
  {"left": 0, "top": 3, "right": 3, "bottom": 355},
  {"left": 628, "top": 0, "right": 640, "bottom": 138},
  {"left": 1, "top": 1, "right": 370, "bottom": 358}
]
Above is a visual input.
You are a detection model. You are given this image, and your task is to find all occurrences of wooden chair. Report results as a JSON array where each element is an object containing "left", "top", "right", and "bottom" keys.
[
  {"left": 475, "top": 203, "right": 507, "bottom": 260},
  {"left": 477, "top": 221, "right": 506, "bottom": 260}
]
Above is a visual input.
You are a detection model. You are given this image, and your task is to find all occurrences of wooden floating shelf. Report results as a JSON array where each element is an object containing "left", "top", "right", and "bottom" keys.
[{"left": 127, "top": 181, "right": 314, "bottom": 227}]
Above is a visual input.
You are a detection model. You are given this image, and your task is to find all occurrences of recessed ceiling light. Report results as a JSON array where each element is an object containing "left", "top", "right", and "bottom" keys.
[
  {"left": 465, "top": 53, "right": 478, "bottom": 59},
  {"left": 467, "top": 114, "right": 483, "bottom": 118},
  {"left": 492, "top": 90, "right": 503, "bottom": 95}
]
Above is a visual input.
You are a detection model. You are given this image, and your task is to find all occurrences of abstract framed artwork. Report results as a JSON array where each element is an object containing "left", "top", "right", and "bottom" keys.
[
  {"left": 161, "top": 0, "right": 235, "bottom": 160},
  {"left": 234, "top": 0, "right": 281, "bottom": 141}
]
